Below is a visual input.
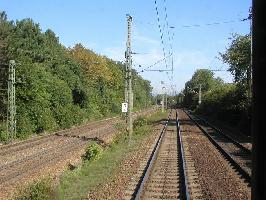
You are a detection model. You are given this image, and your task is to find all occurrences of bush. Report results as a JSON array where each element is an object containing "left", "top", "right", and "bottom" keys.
[
  {"left": 82, "top": 142, "right": 103, "bottom": 162},
  {"left": 133, "top": 117, "right": 147, "bottom": 129},
  {"left": 13, "top": 179, "right": 54, "bottom": 200},
  {"left": 0, "top": 123, "right": 8, "bottom": 143},
  {"left": 195, "top": 83, "right": 251, "bottom": 135},
  {"left": 16, "top": 113, "right": 35, "bottom": 139}
]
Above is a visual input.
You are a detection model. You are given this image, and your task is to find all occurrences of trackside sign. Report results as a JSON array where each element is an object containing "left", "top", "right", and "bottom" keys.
[{"left": 122, "top": 103, "right": 128, "bottom": 113}]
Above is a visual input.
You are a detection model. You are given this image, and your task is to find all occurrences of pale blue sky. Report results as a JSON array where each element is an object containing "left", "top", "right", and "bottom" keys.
[{"left": 1, "top": 0, "right": 251, "bottom": 94}]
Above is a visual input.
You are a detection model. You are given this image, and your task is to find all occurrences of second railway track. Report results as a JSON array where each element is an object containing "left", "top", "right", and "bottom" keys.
[
  {"left": 0, "top": 108, "right": 156, "bottom": 188},
  {"left": 184, "top": 109, "right": 252, "bottom": 184}
]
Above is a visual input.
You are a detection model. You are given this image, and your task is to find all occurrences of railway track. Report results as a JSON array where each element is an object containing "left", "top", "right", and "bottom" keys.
[
  {"left": 126, "top": 110, "right": 191, "bottom": 200},
  {"left": 184, "top": 109, "right": 251, "bottom": 184},
  {"left": 0, "top": 108, "right": 154, "bottom": 156},
  {"left": 0, "top": 117, "right": 117, "bottom": 156},
  {"left": 188, "top": 111, "right": 252, "bottom": 151},
  {"left": 0, "top": 108, "right": 156, "bottom": 187},
  {"left": 0, "top": 138, "right": 86, "bottom": 185}
]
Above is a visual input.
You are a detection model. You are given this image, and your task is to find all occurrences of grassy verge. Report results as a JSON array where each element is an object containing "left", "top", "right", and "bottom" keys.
[
  {"left": 55, "top": 110, "right": 167, "bottom": 200},
  {"left": 13, "top": 109, "right": 167, "bottom": 200},
  {"left": 13, "top": 178, "right": 55, "bottom": 200}
]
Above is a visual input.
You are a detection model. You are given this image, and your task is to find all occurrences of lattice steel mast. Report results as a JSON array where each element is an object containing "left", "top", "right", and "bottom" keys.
[{"left": 7, "top": 60, "right": 16, "bottom": 142}]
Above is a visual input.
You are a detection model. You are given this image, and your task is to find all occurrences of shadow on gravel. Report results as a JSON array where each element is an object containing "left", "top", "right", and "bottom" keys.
[
  {"left": 55, "top": 133, "right": 107, "bottom": 147},
  {"left": 167, "top": 119, "right": 177, "bottom": 127},
  {"left": 178, "top": 119, "right": 195, "bottom": 126},
  {"left": 150, "top": 118, "right": 169, "bottom": 126}
]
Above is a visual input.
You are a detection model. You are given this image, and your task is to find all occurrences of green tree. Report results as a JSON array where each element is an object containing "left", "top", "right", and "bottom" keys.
[
  {"left": 219, "top": 34, "right": 251, "bottom": 84},
  {"left": 183, "top": 69, "right": 223, "bottom": 108},
  {"left": 0, "top": 12, "right": 153, "bottom": 141},
  {"left": 0, "top": 11, "right": 12, "bottom": 123}
]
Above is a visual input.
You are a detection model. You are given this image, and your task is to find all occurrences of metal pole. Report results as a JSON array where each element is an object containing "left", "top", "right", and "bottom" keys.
[
  {"left": 248, "top": 7, "right": 252, "bottom": 103},
  {"left": 162, "top": 86, "right": 165, "bottom": 112},
  {"left": 162, "top": 94, "right": 164, "bottom": 112},
  {"left": 165, "top": 93, "right": 167, "bottom": 110},
  {"left": 198, "top": 84, "right": 202, "bottom": 105},
  {"left": 126, "top": 14, "right": 133, "bottom": 137},
  {"left": 7, "top": 60, "right": 16, "bottom": 142}
]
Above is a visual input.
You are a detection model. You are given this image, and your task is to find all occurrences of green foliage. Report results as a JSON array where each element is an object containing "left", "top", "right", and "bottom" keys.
[
  {"left": 13, "top": 179, "right": 54, "bottom": 200},
  {"left": 82, "top": 142, "right": 103, "bottom": 162},
  {"left": 0, "top": 123, "right": 8, "bottom": 142},
  {"left": 56, "top": 111, "right": 162, "bottom": 200},
  {"left": 195, "top": 83, "right": 250, "bottom": 134},
  {"left": 219, "top": 34, "right": 251, "bottom": 84},
  {"left": 184, "top": 34, "right": 252, "bottom": 134},
  {"left": 0, "top": 12, "right": 153, "bottom": 141},
  {"left": 183, "top": 69, "right": 223, "bottom": 109},
  {"left": 133, "top": 116, "right": 148, "bottom": 129},
  {"left": 183, "top": 54, "right": 251, "bottom": 134}
]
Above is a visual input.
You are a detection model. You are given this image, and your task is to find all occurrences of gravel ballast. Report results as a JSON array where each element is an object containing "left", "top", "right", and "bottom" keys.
[{"left": 178, "top": 109, "right": 251, "bottom": 200}]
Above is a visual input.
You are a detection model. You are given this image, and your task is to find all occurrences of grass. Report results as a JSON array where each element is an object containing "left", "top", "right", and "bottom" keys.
[
  {"left": 13, "top": 178, "right": 55, "bottom": 200},
  {"left": 13, "top": 109, "right": 167, "bottom": 200},
  {"left": 55, "top": 110, "right": 167, "bottom": 200}
]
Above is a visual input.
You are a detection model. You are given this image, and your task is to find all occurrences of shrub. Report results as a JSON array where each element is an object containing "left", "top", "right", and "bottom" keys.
[
  {"left": 133, "top": 117, "right": 147, "bottom": 129},
  {"left": 82, "top": 142, "right": 103, "bottom": 162},
  {"left": 0, "top": 123, "right": 8, "bottom": 143},
  {"left": 13, "top": 178, "right": 54, "bottom": 200},
  {"left": 16, "top": 113, "right": 35, "bottom": 139}
]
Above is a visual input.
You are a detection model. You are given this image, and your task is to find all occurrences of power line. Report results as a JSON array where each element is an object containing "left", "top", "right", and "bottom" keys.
[
  {"left": 163, "top": 0, "right": 172, "bottom": 57},
  {"left": 154, "top": 0, "right": 168, "bottom": 69},
  {"left": 181, "top": 18, "right": 248, "bottom": 28},
  {"left": 162, "top": 0, "right": 174, "bottom": 83},
  {"left": 135, "top": 17, "right": 249, "bottom": 29},
  {"left": 145, "top": 69, "right": 172, "bottom": 72},
  {"left": 137, "top": 53, "right": 173, "bottom": 73}
]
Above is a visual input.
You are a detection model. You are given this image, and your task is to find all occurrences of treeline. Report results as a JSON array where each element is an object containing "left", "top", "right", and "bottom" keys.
[
  {"left": 0, "top": 11, "right": 153, "bottom": 140},
  {"left": 181, "top": 34, "right": 251, "bottom": 135}
]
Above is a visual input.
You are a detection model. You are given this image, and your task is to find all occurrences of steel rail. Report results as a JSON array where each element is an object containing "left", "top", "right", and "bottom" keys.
[
  {"left": 0, "top": 108, "right": 156, "bottom": 153},
  {"left": 132, "top": 110, "right": 172, "bottom": 200},
  {"left": 184, "top": 110, "right": 251, "bottom": 184},
  {"left": 176, "top": 111, "right": 190, "bottom": 200},
  {"left": 0, "top": 108, "right": 157, "bottom": 185},
  {"left": 188, "top": 111, "right": 251, "bottom": 154},
  {"left": 0, "top": 140, "right": 86, "bottom": 185}
]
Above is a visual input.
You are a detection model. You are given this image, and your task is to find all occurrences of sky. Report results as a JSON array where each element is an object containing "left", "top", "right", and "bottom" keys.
[{"left": 1, "top": 0, "right": 251, "bottom": 95}]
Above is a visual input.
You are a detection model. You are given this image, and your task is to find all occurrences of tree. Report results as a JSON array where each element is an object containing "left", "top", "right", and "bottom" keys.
[
  {"left": 219, "top": 34, "right": 251, "bottom": 84},
  {"left": 0, "top": 11, "right": 9, "bottom": 63},
  {"left": 0, "top": 12, "right": 153, "bottom": 141},
  {"left": 0, "top": 11, "right": 12, "bottom": 123},
  {"left": 183, "top": 69, "right": 223, "bottom": 108},
  {"left": 219, "top": 34, "right": 251, "bottom": 124}
]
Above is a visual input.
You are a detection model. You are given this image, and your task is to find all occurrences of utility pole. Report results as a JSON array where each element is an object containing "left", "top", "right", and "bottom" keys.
[
  {"left": 162, "top": 86, "right": 165, "bottom": 112},
  {"left": 198, "top": 84, "right": 202, "bottom": 105},
  {"left": 162, "top": 94, "right": 164, "bottom": 112},
  {"left": 248, "top": 7, "right": 252, "bottom": 104},
  {"left": 165, "top": 93, "right": 168, "bottom": 110},
  {"left": 7, "top": 60, "right": 16, "bottom": 142},
  {"left": 125, "top": 14, "right": 133, "bottom": 137},
  {"left": 124, "top": 63, "right": 128, "bottom": 105}
]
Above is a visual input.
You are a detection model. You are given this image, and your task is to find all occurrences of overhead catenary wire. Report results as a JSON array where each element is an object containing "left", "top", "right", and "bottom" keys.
[
  {"left": 162, "top": 0, "right": 174, "bottom": 83},
  {"left": 136, "top": 53, "right": 173, "bottom": 73},
  {"left": 162, "top": 0, "right": 172, "bottom": 57},
  {"left": 154, "top": 0, "right": 168, "bottom": 69},
  {"left": 135, "top": 17, "right": 250, "bottom": 29}
]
